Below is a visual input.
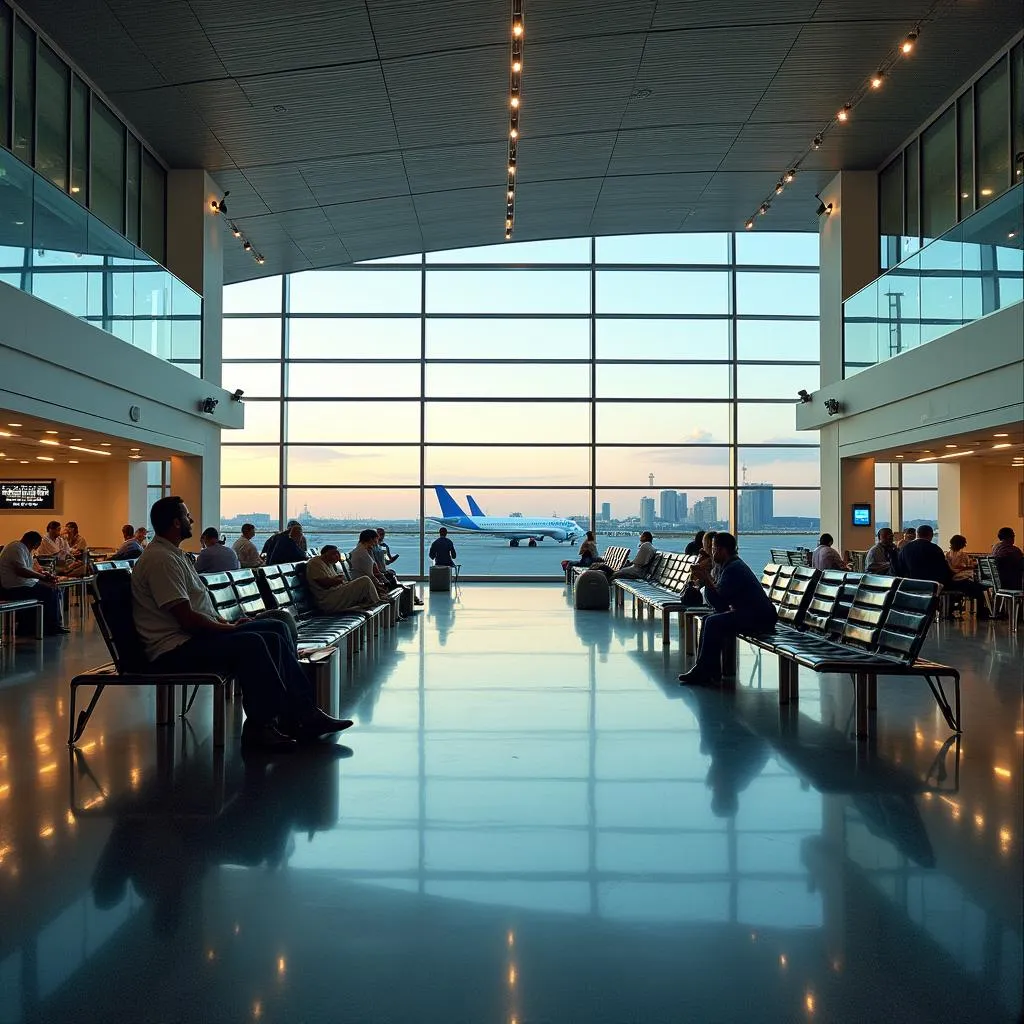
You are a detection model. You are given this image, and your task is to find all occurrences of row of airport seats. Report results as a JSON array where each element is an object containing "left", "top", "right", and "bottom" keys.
[
  {"left": 68, "top": 556, "right": 408, "bottom": 749},
  {"left": 566, "top": 546, "right": 630, "bottom": 585}
]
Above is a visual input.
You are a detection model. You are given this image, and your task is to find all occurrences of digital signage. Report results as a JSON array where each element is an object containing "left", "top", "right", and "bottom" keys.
[
  {"left": 0, "top": 479, "right": 56, "bottom": 510},
  {"left": 851, "top": 503, "right": 872, "bottom": 528}
]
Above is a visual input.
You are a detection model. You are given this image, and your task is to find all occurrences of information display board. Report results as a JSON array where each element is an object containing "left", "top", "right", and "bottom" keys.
[
  {"left": 851, "top": 502, "right": 872, "bottom": 528},
  {"left": 0, "top": 479, "right": 56, "bottom": 510}
]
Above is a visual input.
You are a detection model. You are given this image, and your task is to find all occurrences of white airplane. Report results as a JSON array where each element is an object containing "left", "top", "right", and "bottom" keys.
[{"left": 428, "top": 486, "right": 581, "bottom": 547}]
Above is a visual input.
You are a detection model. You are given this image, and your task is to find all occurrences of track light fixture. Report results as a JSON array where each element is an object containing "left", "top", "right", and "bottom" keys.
[
  {"left": 210, "top": 191, "right": 229, "bottom": 215},
  {"left": 213, "top": 195, "right": 266, "bottom": 265},
  {"left": 503, "top": 0, "right": 524, "bottom": 240},
  {"left": 740, "top": 13, "right": 941, "bottom": 230}
]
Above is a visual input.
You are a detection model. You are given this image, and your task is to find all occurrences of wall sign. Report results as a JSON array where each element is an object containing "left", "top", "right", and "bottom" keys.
[{"left": 0, "top": 479, "right": 56, "bottom": 510}]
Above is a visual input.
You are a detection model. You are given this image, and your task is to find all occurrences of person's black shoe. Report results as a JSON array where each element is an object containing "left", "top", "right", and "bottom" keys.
[
  {"left": 298, "top": 709, "right": 354, "bottom": 740},
  {"left": 241, "top": 721, "right": 298, "bottom": 753},
  {"left": 45, "top": 626, "right": 72, "bottom": 636},
  {"left": 678, "top": 667, "right": 717, "bottom": 687},
  {"left": 413, "top": 596, "right": 423, "bottom": 605}
]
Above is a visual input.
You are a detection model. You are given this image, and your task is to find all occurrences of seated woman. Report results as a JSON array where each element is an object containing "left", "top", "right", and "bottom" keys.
[
  {"left": 945, "top": 535, "right": 990, "bottom": 619},
  {"left": 562, "top": 531, "right": 600, "bottom": 576},
  {"left": 61, "top": 521, "right": 89, "bottom": 577},
  {"left": 684, "top": 530, "right": 705, "bottom": 556}
]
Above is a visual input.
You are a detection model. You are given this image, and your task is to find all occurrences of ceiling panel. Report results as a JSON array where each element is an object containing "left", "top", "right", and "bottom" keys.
[
  {"left": 517, "top": 133, "right": 619, "bottom": 184},
  {"left": 404, "top": 141, "right": 508, "bottom": 194},
  {"left": 608, "top": 124, "right": 743, "bottom": 176},
  {"left": 367, "top": 0, "right": 506, "bottom": 60},
  {"left": 299, "top": 152, "right": 412, "bottom": 206},
  {"left": 590, "top": 173, "right": 711, "bottom": 234},
  {"left": 240, "top": 166, "right": 318, "bottom": 213},
  {"left": 652, "top": 0, "right": 820, "bottom": 31}
]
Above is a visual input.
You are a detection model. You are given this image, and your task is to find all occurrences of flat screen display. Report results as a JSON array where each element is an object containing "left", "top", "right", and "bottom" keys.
[
  {"left": 0, "top": 479, "right": 56, "bottom": 510},
  {"left": 851, "top": 503, "right": 872, "bottom": 528}
]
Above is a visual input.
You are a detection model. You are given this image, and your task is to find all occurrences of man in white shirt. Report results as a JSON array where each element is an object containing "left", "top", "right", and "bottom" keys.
[
  {"left": 0, "top": 531, "right": 68, "bottom": 634},
  {"left": 811, "top": 533, "right": 847, "bottom": 571},
  {"left": 131, "top": 496, "right": 353, "bottom": 751},
  {"left": 613, "top": 531, "right": 657, "bottom": 579},
  {"left": 195, "top": 527, "right": 241, "bottom": 574},
  {"left": 306, "top": 546, "right": 380, "bottom": 613},
  {"left": 232, "top": 523, "right": 263, "bottom": 569},
  {"left": 37, "top": 520, "right": 72, "bottom": 565}
]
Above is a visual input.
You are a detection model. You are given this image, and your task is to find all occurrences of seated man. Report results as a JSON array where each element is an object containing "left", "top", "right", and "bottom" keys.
[
  {"left": 429, "top": 527, "right": 457, "bottom": 567},
  {"left": 134, "top": 526, "right": 149, "bottom": 549},
  {"left": 349, "top": 529, "right": 401, "bottom": 603},
  {"left": 811, "top": 533, "right": 847, "bottom": 571},
  {"left": 610, "top": 531, "right": 657, "bottom": 579},
  {"left": 132, "top": 496, "right": 352, "bottom": 751},
  {"left": 37, "top": 520, "right": 72, "bottom": 571},
  {"left": 865, "top": 528, "right": 897, "bottom": 575},
  {"left": 0, "top": 531, "right": 68, "bottom": 634},
  {"left": 266, "top": 523, "right": 307, "bottom": 565},
  {"left": 232, "top": 523, "right": 264, "bottom": 569},
  {"left": 991, "top": 526, "right": 1024, "bottom": 590},
  {"left": 195, "top": 527, "right": 241, "bottom": 573},
  {"left": 305, "top": 546, "right": 381, "bottom": 613},
  {"left": 898, "top": 525, "right": 951, "bottom": 586},
  {"left": 679, "top": 532, "right": 776, "bottom": 687},
  {"left": 261, "top": 520, "right": 301, "bottom": 560},
  {"left": 375, "top": 527, "right": 422, "bottom": 605},
  {"left": 113, "top": 524, "right": 144, "bottom": 561}
]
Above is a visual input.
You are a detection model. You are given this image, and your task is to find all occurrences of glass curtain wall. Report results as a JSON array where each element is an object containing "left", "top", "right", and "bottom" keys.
[{"left": 221, "top": 233, "right": 821, "bottom": 577}]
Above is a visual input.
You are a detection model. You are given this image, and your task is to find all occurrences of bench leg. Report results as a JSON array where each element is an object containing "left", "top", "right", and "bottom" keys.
[
  {"left": 684, "top": 615, "right": 696, "bottom": 656},
  {"left": 35, "top": 602, "right": 44, "bottom": 639},
  {"left": 662, "top": 609, "right": 671, "bottom": 646},
  {"left": 779, "top": 658, "right": 799, "bottom": 704},
  {"left": 213, "top": 683, "right": 226, "bottom": 748},
  {"left": 866, "top": 676, "right": 877, "bottom": 711}
]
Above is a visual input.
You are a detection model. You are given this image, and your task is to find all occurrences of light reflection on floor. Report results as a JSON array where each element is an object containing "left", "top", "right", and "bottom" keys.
[{"left": 0, "top": 585, "right": 1020, "bottom": 1023}]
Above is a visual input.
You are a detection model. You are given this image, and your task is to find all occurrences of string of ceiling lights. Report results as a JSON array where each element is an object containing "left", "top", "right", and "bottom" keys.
[
  {"left": 505, "top": 0, "right": 524, "bottom": 241},
  {"left": 210, "top": 192, "right": 265, "bottom": 265},
  {"left": 743, "top": 0, "right": 962, "bottom": 231}
]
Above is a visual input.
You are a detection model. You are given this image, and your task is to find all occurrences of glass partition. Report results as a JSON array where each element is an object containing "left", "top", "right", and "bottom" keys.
[
  {"left": 0, "top": 147, "right": 202, "bottom": 374},
  {"left": 844, "top": 183, "right": 1023, "bottom": 376}
]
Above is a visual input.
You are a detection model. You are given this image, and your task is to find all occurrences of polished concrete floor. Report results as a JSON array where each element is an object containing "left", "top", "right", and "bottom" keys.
[{"left": 0, "top": 586, "right": 1020, "bottom": 1024}]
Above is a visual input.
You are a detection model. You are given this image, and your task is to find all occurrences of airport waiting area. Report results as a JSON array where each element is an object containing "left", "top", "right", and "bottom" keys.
[{"left": 1, "top": 1, "right": 1022, "bottom": 1022}]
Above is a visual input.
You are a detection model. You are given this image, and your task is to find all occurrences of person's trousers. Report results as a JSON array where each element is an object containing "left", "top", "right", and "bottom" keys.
[
  {"left": 151, "top": 621, "right": 314, "bottom": 727},
  {"left": 947, "top": 579, "right": 988, "bottom": 607},
  {"left": 695, "top": 610, "right": 777, "bottom": 676},
  {"left": 1, "top": 584, "right": 63, "bottom": 633}
]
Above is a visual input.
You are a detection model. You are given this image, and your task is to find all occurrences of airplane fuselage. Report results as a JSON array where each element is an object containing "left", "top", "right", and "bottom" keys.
[{"left": 427, "top": 514, "right": 579, "bottom": 544}]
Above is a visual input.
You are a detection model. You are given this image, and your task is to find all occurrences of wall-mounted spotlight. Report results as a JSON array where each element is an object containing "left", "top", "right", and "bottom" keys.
[
  {"left": 797, "top": 389, "right": 812, "bottom": 404},
  {"left": 824, "top": 398, "right": 843, "bottom": 416},
  {"left": 230, "top": 389, "right": 245, "bottom": 402},
  {"left": 816, "top": 199, "right": 833, "bottom": 217},
  {"left": 210, "top": 191, "right": 230, "bottom": 215},
  {"left": 199, "top": 397, "right": 219, "bottom": 414}
]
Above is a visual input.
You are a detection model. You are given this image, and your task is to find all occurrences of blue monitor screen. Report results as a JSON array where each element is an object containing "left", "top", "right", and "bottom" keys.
[{"left": 852, "top": 503, "right": 872, "bottom": 528}]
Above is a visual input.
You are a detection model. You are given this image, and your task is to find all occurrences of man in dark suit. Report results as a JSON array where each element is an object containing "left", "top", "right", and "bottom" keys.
[{"left": 897, "top": 525, "right": 951, "bottom": 585}]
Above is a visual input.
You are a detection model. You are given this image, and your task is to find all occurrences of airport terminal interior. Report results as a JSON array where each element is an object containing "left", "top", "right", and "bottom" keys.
[{"left": 0, "top": 1, "right": 1022, "bottom": 1022}]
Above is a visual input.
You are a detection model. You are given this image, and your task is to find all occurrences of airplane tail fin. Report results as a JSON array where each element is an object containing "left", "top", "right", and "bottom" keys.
[
  {"left": 434, "top": 486, "right": 469, "bottom": 519},
  {"left": 466, "top": 495, "right": 486, "bottom": 517}
]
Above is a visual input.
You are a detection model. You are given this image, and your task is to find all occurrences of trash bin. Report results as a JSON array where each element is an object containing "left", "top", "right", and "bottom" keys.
[{"left": 299, "top": 646, "right": 340, "bottom": 716}]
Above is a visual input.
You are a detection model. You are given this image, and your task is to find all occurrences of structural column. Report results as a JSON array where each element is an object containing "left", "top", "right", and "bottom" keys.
[{"left": 817, "top": 171, "right": 879, "bottom": 551}]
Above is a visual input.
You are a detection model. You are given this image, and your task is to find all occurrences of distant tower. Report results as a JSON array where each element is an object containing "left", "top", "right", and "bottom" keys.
[{"left": 648, "top": 473, "right": 654, "bottom": 487}]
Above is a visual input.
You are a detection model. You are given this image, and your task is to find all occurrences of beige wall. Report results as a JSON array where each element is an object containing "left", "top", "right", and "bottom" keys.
[
  {"left": 939, "top": 462, "right": 1024, "bottom": 548},
  {"left": 0, "top": 463, "right": 131, "bottom": 549}
]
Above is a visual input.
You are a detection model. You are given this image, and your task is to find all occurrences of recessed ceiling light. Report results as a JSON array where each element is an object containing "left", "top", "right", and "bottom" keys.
[
  {"left": 994, "top": 433, "right": 1009, "bottom": 438},
  {"left": 100, "top": 442, "right": 112, "bottom": 446},
  {"left": 44, "top": 430, "right": 58, "bottom": 434},
  {"left": 129, "top": 448, "right": 141, "bottom": 452},
  {"left": 8, "top": 423, "right": 22, "bottom": 427},
  {"left": 980, "top": 188, "right": 993, "bottom": 196},
  {"left": 944, "top": 444, "right": 957, "bottom": 448},
  {"left": 895, "top": 455, "right": 904, "bottom": 459},
  {"left": 39, "top": 439, "right": 60, "bottom": 446},
  {"left": 36, "top": 456, "right": 54, "bottom": 461},
  {"left": 992, "top": 443, "right": 1012, "bottom": 449},
  {"left": 69, "top": 437, "right": 83, "bottom": 441},
  {"left": 68, "top": 460, "right": 78, "bottom": 464},
  {"left": 19, "top": 460, "right": 28, "bottom": 464}
]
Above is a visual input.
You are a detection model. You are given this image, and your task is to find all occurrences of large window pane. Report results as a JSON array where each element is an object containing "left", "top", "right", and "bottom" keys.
[
  {"left": 224, "top": 317, "right": 282, "bottom": 359},
  {"left": 738, "top": 447, "right": 820, "bottom": 487},
  {"left": 904, "top": 138, "right": 920, "bottom": 248},
  {"left": 222, "top": 362, "right": 281, "bottom": 398},
  {"left": 596, "top": 271, "right": 729, "bottom": 314},
  {"left": 287, "top": 445, "right": 420, "bottom": 485},
  {"left": 224, "top": 277, "right": 282, "bottom": 316},
  {"left": 737, "top": 364, "right": 818, "bottom": 399},
  {"left": 879, "top": 156, "right": 903, "bottom": 269},
  {"left": 736, "top": 403, "right": 806, "bottom": 444},
  {"left": 427, "top": 269, "right": 589, "bottom": 314},
  {"left": 427, "top": 238, "right": 589, "bottom": 263},
  {"left": 596, "top": 319, "right": 730, "bottom": 360},
  {"left": 69, "top": 76, "right": 88, "bottom": 205},
  {"left": 596, "top": 447, "right": 730, "bottom": 486},
  {"left": 289, "top": 317, "right": 419, "bottom": 359},
  {"left": 901, "top": 488, "right": 937, "bottom": 526},
  {"left": 36, "top": 44, "right": 68, "bottom": 191},
  {"left": 220, "top": 488, "right": 280, "bottom": 544},
  {"left": 595, "top": 363, "right": 729, "bottom": 399},
  {"left": 0, "top": 6, "right": 10, "bottom": 149},
  {"left": 12, "top": 19, "right": 34, "bottom": 166},
  {"left": 921, "top": 107, "right": 956, "bottom": 240},
  {"left": 426, "top": 402, "right": 589, "bottom": 444},
  {"left": 287, "top": 400, "right": 420, "bottom": 443},
  {"left": 125, "top": 134, "right": 140, "bottom": 243},
  {"left": 901, "top": 464, "right": 937, "bottom": 486},
  {"left": 285, "top": 487, "right": 421, "bottom": 525},
  {"left": 596, "top": 402, "right": 729, "bottom": 444},
  {"left": 736, "top": 320, "right": 818, "bottom": 361},
  {"left": 140, "top": 149, "right": 165, "bottom": 263},
  {"left": 595, "top": 234, "right": 728, "bottom": 264},
  {"left": 290, "top": 361, "right": 421, "bottom": 398},
  {"left": 958, "top": 93, "right": 975, "bottom": 220},
  {"left": 425, "top": 363, "right": 589, "bottom": 399},
  {"left": 425, "top": 446, "right": 590, "bottom": 487},
  {"left": 221, "top": 445, "right": 280, "bottom": 486},
  {"left": 976, "top": 56, "right": 1010, "bottom": 206},
  {"left": 736, "top": 272, "right": 818, "bottom": 316},
  {"left": 291, "top": 269, "right": 421, "bottom": 313},
  {"left": 426, "top": 318, "right": 589, "bottom": 360},
  {"left": 90, "top": 99, "right": 125, "bottom": 232},
  {"left": 597, "top": 488, "right": 731, "bottom": 532},
  {"left": 229, "top": 400, "right": 280, "bottom": 444},
  {"left": 734, "top": 233, "right": 819, "bottom": 266},
  {"left": 1012, "top": 44, "right": 1023, "bottom": 187}
]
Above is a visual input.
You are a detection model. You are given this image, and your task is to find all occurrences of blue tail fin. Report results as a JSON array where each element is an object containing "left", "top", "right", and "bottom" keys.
[
  {"left": 466, "top": 495, "right": 486, "bottom": 517},
  {"left": 434, "top": 486, "right": 469, "bottom": 519}
]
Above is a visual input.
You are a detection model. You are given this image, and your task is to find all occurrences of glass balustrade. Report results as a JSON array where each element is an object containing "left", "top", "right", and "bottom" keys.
[
  {"left": 844, "top": 183, "right": 1023, "bottom": 376},
  {"left": 0, "top": 147, "right": 201, "bottom": 374}
]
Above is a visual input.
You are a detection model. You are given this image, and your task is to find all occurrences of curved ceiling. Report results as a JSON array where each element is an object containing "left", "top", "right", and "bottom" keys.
[{"left": 15, "top": 0, "right": 1024, "bottom": 283}]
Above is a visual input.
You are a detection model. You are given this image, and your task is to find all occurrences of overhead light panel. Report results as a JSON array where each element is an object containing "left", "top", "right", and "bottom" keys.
[{"left": 68, "top": 445, "right": 112, "bottom": 456}]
